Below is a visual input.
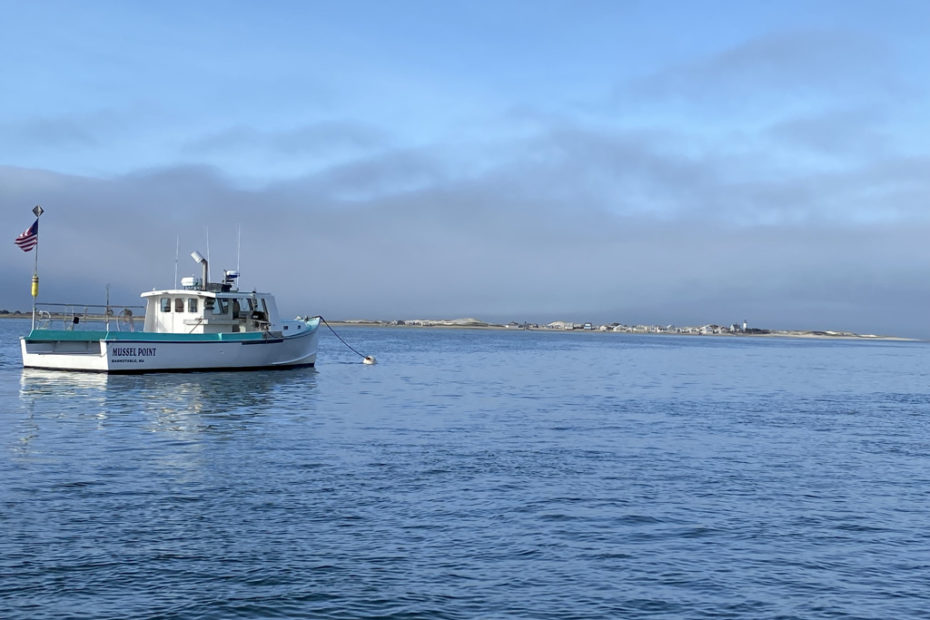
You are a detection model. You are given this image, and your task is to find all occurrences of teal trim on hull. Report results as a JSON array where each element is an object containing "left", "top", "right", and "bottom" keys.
[
  {"left": 24, "top": 326, "right": 316, "bottom": 343},
  {"left": 26, "top": 362, "right": 317, "bottom": 375}
]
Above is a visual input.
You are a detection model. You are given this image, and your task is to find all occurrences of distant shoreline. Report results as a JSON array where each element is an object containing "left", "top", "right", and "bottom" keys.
[
  {"left": 1, "top": 313, "right": 913, "bottom": 341},
  {"left": 322, "top": 319, "right": 915, "bottom": 342}
]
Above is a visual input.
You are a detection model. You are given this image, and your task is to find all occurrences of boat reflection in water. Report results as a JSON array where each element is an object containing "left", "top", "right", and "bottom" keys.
[{"left": 18, "top": 367, "right": 318, "bottom": 436}]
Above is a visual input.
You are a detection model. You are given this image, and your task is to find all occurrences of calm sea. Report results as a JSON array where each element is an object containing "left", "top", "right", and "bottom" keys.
[{"left": 2, "top": 318, "right": 930, "bottom": 619}]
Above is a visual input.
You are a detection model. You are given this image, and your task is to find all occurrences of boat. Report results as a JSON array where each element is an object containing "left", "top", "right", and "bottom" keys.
[{"left": 20, "top": 251, "right": 321, "bottom": 373}]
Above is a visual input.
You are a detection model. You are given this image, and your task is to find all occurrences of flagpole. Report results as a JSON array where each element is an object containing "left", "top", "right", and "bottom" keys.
[{"left": 31, "top": 205, "right": 44, "bottom": 331}]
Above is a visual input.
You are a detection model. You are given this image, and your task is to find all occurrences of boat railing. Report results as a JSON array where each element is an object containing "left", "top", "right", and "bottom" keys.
[{"left": 33, "top": 302, "right": 146, "bottom": 333}]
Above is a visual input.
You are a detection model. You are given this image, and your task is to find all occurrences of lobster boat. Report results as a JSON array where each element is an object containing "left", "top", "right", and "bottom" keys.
[{"left": 20, "top": 251, "right": 320, "bottom": 373}]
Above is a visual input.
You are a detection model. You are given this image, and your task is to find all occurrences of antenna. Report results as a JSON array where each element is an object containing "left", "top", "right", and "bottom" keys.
[
  {"left": 174, "top": 234, "right": 179, "bottom": 288},
  {"left": 205, "top": 227, "right": 211, "bottom": 283},
  {"left": 236, "top": 224, "right": 241, "bottom": 273}
]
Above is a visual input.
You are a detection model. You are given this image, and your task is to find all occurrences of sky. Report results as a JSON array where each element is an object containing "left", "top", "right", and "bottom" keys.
[{"left": 2, "top": 0, "right": 930, "bottom": 336}]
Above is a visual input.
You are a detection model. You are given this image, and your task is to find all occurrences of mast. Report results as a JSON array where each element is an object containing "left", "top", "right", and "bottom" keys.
[{"left": 30, "top": 204, "right": 44, "bottom": 330}]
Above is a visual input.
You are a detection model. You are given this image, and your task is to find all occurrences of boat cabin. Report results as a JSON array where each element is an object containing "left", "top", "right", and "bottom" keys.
[{"left": 140, "top": 272, "right": 281, "bottom": 335}]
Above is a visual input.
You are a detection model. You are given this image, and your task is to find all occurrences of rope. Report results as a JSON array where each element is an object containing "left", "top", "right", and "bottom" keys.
[{"left": 316, "top": 316, "right": 371, "bottom": 360}]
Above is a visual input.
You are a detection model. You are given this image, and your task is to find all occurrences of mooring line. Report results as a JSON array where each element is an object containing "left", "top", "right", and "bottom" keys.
[{"left": 315, "top": 316, "right": 376, "bottom": 364}]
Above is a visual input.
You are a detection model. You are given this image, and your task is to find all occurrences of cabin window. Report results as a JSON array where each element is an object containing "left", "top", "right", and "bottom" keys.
[
  {"left": 175, "top": 298, "right": 184, "bottom": 313},
  {"left": 253, "top": 298, "right": 270, "bottom": 322},
  {"left": 232, "top": 298, "right": 241, "bottom": 319},
  {"left": 160, "top": 298, "right": 171, "bottom": 312},
  {"left": 188, "top": 298, "right": 198, "bottom": 313},
  {"left": 213, "top": 299, "right": 229, "bottom": 315}
]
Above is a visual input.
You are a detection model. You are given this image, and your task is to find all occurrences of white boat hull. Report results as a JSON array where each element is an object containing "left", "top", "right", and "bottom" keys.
[{"left": 21, "top": 319, "right": 320, "bottom": 373}]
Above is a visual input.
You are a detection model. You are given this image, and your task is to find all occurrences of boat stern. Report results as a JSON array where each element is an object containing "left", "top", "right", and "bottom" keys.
[{"left": 21, "top": 331, "right": 110, "bottom": 372}]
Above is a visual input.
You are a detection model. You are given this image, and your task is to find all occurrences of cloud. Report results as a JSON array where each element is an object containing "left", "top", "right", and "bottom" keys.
[
  {"left": 3, "top": 104, "right": 930, "bottom": 338},
  {"left": 183, "top": 121, "right": 392, "bottom": 158},
  {"left": 764, "top": 107, "right": 891, "bottom": 157},
  {"left": 0, "top": 117, "right": 99, "bottom": 149},
  {"left": 276, "top": 147, "right": 449, "bottom": 202},
  {"left": 623, "top": 30, "right": 900, "bottom": 107}
]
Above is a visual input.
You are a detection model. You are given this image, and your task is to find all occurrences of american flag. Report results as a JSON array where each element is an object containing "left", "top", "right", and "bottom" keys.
[{"left": 15, "top": 219, "right": 39, "bottom": 252}]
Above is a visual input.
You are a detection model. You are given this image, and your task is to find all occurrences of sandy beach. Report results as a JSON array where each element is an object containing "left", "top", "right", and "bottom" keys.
[{"left": 323, "top": 318, "right": 914, "bottom": 341}]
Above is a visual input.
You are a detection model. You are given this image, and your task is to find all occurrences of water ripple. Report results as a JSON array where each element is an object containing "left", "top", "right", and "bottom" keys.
[{"left": 3, "top": 323, "right": 930, "bottom": 617}]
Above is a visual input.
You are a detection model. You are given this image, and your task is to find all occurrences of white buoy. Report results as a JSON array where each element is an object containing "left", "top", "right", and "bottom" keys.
[{"left": 363, "top": 355, "right": 377, "bottom": 365}]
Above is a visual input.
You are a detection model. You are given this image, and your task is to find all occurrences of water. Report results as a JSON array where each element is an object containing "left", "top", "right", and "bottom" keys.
[{"left": 3, "top": 318, "right": 930, "bottom": 619}]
